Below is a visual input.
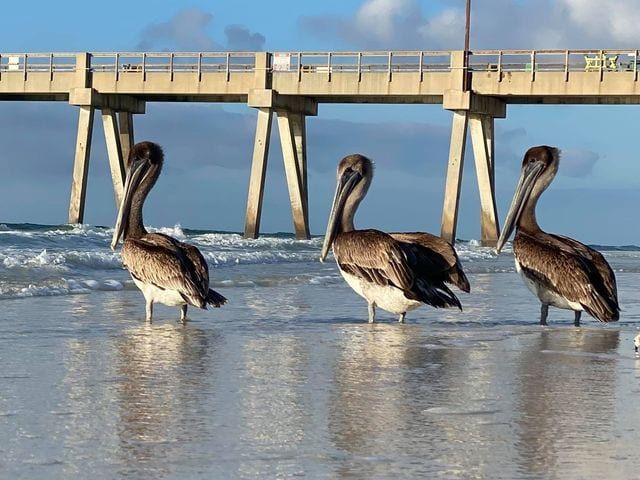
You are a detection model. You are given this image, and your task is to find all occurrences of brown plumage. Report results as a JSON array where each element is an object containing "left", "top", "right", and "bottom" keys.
[
  {"left": 334, "top": 230, "right": 464, "bottom": 310},
  {"left": 496, "top": 145, "right": 619, "bottom": 326},
  {"left": 122, "top": 233, "right": 224, "bottom": 310},
  {"left": 390, "top": 232, "right": 471, "bottom": 293},
  {"left": 112, "top": 141, "right": 226, "bottom": 322},
  {"left": 514, "top": 230, "right": 619, "bottom": 322},
  {"left": 320, "top": 154, "right": 469, "bottom": 323}
]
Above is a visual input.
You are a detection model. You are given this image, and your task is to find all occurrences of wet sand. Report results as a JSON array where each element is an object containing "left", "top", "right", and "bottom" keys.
[{"left": 2, "top": 272, "right": 640, "bottom": 479}]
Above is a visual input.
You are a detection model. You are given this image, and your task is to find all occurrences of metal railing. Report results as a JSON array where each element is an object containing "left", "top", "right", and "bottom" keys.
[
  {"left": 1, "top": 50, "right": 640, "bottom": 82},
  {"left": 469, "top": 49, "right": 640, "bottom": 81},
  {"left": 89, "top": 52, "right": 257, "bottom": 81},
  {"left": 272, "top": 51, "right": 452, "bottom": 80},
  {"left": 0, "top": 53, "right": 76, "bottom": 78}
]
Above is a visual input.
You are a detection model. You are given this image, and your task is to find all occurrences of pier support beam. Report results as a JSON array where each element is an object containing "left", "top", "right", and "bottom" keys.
[
  {"left": 469, "top": 114, "right": 499, "bottom": 246},
  {"left": 118, "top": 111, "right": 135, "bottom": 163},
  {"left": 441, "top": 91, "right": 505, "bottom": 246},
  {"left": 67, "top": 89, "right": 144, "bottom": 224},
  {"left": 68, "top": 106, "right": 95, "bottom": 224},
  {"left": 244, "top": 90, "right": 317, "bottom": 239},
  {"left": 440, "top": 111, "right": 468, "bottom": 244},
  {"left": 244, "top": 108, "right": 273, "bottom": 238},
  {"left": 102, "top": 108, "right": 126, "bottom": 207},
  {"left": 290, "top": 112, "right": 308, "bottom": 220},
  {"left": 276, "top": 109, "right": 310, "bottom": 239}
]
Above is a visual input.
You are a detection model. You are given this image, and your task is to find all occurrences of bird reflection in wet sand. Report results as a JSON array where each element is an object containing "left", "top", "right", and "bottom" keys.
[
  {"left": 497, "top": 146, "right": 619, "bottom": 326},
  {"left": 320, "top": 154, "right": 470, "bottom": 323},
  {"left": 111, "top": 141, "right": 226, "bottom": 322},
  {"left": 115, "top": 324, "right": 212, "bottom": 473},
  {"left": 329, "top": 326, "right": 509, "bottom": 478},
  {"left": 514, "top": 329, "right": 619, "bottom": 477},
  {"left": 237, "top": 335, "right": 309, "bottom": 477},
  {"left": 329, "top": 325, "right": 413, "bottom": 472}
]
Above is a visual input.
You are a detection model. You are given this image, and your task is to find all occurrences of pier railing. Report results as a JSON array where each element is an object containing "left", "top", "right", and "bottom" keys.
[
  {"left": 0, "top": 53, "right": 76, "bottom": 76},
  {"left": 89, "top": 52, "right": 257, "bottom": 78},
  {"left": 468, "top": 49, "right": 640, "bottom": 74},
  {"left": 2, "top": 49, "right": 640, "bottom": 80}
]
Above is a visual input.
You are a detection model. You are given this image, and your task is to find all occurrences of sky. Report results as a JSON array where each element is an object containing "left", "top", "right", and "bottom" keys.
[{"left": 1, "top": 0, "right": 640, "bottom": 244}]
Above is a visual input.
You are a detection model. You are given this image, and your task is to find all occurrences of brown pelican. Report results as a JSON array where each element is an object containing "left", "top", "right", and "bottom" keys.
[
  {"left": 320, "top": 154, "right": 470, "bottom": 323},
  {"left": 111, "top": 141, "right": 226, "bottom": 322},
  {"left": 496, "top": 146, "right": 619, "bottom": 326}
]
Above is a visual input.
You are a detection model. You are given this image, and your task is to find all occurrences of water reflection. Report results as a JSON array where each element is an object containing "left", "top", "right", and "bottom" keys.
[
  {"left": 327, "top": 325, "right": 464, "bottom": 477},
  {"left": 237, "top": 333, "right": 310, "bottom": 478},
  {"left": 326, "top": 324, "right": 624, "bottom": 478},
  {"left": 329, "top": 325, "right": 410, "bottom": 453},
  {"left": 244, "top": 288, "right": 310, "bottom": 320},
  {"left": 115, "top": 323, "right": 213, "bottom": 476},
  {"left": 514, "top": 328, "right": 620, "bottom": 478}
]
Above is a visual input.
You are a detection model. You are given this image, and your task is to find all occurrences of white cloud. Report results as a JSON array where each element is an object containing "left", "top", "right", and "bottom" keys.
[
  {"left": 354, "top": 0, "right": 418, "bottom": 41},
  {"left": 300, "top": 0, "right": 640, "bottom": 51},
  {"left": 560, "top": 0, "right": 640, "bottom": 44},
  {"left": 417, "top": 8, "right": 463, "bottom": 47}
]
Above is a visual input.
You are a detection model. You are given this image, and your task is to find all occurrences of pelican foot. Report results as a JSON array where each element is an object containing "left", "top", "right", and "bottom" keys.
[
  {"left": 180, "top": 305, "right": 188, "bottom": 323},
  {"left": 398, "top": 312, "right": 406, "bottom": 323}
]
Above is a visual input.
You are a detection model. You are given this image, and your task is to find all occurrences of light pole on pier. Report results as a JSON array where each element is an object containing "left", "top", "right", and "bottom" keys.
[{"left": 463, "top": 0, "right": 471, "bottom": 91}]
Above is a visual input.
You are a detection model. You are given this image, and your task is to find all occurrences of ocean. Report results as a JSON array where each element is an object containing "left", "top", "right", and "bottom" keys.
[{"left": 1, "top": 223, "right": 640, "bottom": 479}]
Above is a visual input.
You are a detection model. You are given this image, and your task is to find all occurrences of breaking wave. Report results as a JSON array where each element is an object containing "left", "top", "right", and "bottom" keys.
[{"left": 0, "top": 222, "right": 635, "bottom": 301}]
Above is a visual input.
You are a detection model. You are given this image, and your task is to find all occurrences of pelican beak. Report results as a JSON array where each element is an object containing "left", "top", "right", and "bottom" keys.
[
  {"left": 320, "top": 169, "right": 361, "bottom": 262},
  {"left": 111, "top": 158, "right": 148, "bottom": 250},
  {"left": 496, "top": 160, "right": 545, "bottom": 254}
]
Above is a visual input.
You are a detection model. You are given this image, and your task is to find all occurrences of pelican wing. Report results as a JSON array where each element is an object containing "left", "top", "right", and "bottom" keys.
[
  {"left": 549, "top": 233, "right": 618, "bottom": 303},
  {"left": 122, "top": 233, "right": 208, "bottom": 308},
  {"left": 390, "top": 232, "right": 470, "bottom": 292},
  {"left": 180, "top": 242, "right": 210, "bottom": 293},
  {"left": 334, "top": 230, "right": 462, "bottom": 309},
  {"left": 514, "top": 231, "right": 619, "bottom": 321},
  {"left": 334, "top": 230, "right": 414, "bottom": 291}
]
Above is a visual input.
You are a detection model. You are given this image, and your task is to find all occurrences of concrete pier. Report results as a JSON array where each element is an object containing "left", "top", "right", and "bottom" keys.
[
  {"left": 3, "top": 48, "right": 639, "bottom": 240},
  {"left": 244, "top": 108, "right": 273, "bottom": 239},
  {"left": 68, "top": 106, "right": 95, "bottom": 224}
]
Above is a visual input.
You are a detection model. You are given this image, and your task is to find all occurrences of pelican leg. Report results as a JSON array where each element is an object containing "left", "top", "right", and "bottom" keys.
[
  {"left": 368, "top": 303, "right": 376, "bottom": 323},
  {"left": 398, "top": 312, "right": 406, "bottom": 323},
  {"left": 574, "top": 311, "right": 581, "bottom": 327},
  {"left": 146, "top": 301, "right": 153, "bottom": 323},
  {"left": 540, "top": 303, "right": 549, "bottom": 326},
  {"left": 180, "top": 305, "right": 188, "bottom": 323}
]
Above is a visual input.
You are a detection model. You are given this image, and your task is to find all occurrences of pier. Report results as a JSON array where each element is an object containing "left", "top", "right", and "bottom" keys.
[{"left": 2, "top": 49, "right": 640, "bottom": 244}]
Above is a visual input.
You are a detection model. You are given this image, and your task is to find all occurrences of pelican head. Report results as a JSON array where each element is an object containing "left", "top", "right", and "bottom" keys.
[
  {"left": 320, "top": 154, "right": 373, "bottom": 262},
  {"left": 496, "top": 146, "right": 560, "bottom": 254},
  {"left": 634, "top": 334, "right": 640, "bottom": 353},
  {"left": 111, "top": 142, "right": 164, "bottom": 250}
]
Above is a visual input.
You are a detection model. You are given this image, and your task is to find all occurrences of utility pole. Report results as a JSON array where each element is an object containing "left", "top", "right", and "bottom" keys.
[{"left": 463, "top": 0, "right": 471, "bottom": 91}]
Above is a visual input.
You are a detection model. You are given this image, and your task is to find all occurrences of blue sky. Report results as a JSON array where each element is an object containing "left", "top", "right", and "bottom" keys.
[{"left": 2, "top": 0, "right": 640, "bottom": 244}]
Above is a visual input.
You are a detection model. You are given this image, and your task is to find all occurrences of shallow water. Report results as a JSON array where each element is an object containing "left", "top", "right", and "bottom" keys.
[{"left": 1, "top": 224, "right": 640, "bottom": 479}]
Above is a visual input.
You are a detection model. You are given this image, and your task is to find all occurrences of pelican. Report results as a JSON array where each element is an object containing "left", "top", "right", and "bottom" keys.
[
  {"left": 634, "top": 334, "right": 640, "bottom": 353},
  {"left": 496, "top": 146, "right": 619, "bottom": 326},
  {"left": 320, "top": 154, "right": 470, "bottom": 323},
  {"left": 111, "top": 141, "right": 226, "bottom": 322}
]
